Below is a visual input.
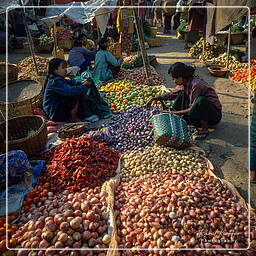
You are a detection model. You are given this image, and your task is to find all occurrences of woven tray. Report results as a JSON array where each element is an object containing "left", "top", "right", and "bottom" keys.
[
  {"left": 58, "top": 122, "right": 87, "bottom": 140},
  {"left": 0, "top": 115, "right": 47, "bottom": 156},
  {"left": 0, "top": 79, "right": 43, "bottom": 121}
]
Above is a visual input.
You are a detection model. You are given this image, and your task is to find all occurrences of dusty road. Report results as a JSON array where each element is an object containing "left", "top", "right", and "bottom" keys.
[{"left": 1, "top": 31, "right": 254, "bottom": 210}]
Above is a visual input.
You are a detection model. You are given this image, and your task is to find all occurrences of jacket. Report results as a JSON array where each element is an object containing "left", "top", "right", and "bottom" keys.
[{"left": 43, "top": 75, "right": 87, "bottom": 122}]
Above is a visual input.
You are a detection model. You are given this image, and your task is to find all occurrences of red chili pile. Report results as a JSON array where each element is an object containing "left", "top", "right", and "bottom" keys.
[{"left": 41, "top": 137, "right": 120, "bottom": 191}]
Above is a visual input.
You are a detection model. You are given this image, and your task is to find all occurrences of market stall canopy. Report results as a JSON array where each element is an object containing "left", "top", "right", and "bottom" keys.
[
  {"left": 0, "top": 0, "right": 31, "bottom": 14},
  {"left": 42, "top": 0, "right": 117, "bottom": 35},
  {"left": 207, "top": 0, "right": 253, "bottom": 37}
]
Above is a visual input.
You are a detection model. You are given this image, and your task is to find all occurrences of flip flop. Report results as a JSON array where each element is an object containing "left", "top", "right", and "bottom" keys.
[{"left": 194, "top": 130, "right": 209, "bottom": 140}]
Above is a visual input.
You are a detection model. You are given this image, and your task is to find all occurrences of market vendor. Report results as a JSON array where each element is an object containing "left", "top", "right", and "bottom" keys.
[
  {"left": 68, "top": 40, "right": 97, "bottom": 72},
  {"left": 78, "top": 33, "right": 96, "bottom": 51},
  {"left": 43, "top": 58, "right": 112, "bottom": 123},
  {"left": 93, "top": 38, "right": 122, "bottom": 83},
  {"left": 116, "top": 0, "right": 135, "bottom": 56},
  {"left": 146, "top": 62, "right": 222, "bottom": 140}
]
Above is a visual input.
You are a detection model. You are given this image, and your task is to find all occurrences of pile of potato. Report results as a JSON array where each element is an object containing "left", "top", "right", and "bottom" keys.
[{"left": 120, "top": 145, "right": 207, "bottom": 182}]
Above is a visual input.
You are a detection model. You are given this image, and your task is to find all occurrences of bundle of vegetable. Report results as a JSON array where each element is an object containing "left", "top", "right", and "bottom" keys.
[
  {"left": 0, "top": 212, "right": 19, "bottom": 255},
  {"left": 120, "top": 144, "right": 206, "bottom": 182},
  {"left": 208, "top": 55, "right": 247, "bottom": 71},
  {"left": 189, "top": 38, "right": 226, "bottom": 60},
  {"left": 15, "top": 186, "right": 111, "bottom": 255},
  {"left": 230, "top": 59, "right": 256, "bottom": 92},
  {"left": 101, "top": 106, "right": 161, "bottom": 153},
  {"left": 231, "top": 24, "right": 244, "bottom": 33},
  {"left": 176, "top": 19, "right": 188, "bottom": 33},
  {"left": 116, "top": 170, "right": 249, "bottom": 253},
  {"left": 117, "top": 67, "right": 164, "bottom": 86},
  {"left": 100, "top": 80, "right": 163, "bottom": 112},
  {"left": 18, "top": 56, "right": 49, "bottom": 79},
  {"left": 34, "top": 34, "right": 53, "bottom": 46},
  {"left": 41, "top": 137, "right": 120, "bottom": 191}
]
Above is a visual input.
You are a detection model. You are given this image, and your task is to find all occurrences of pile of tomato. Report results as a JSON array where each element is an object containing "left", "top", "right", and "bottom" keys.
[
  {"left": 0, "top": 212, "right": 19, "bottom": 255},
  {"left": 230, "top": 59, "right": 256, "bottom": 92}
]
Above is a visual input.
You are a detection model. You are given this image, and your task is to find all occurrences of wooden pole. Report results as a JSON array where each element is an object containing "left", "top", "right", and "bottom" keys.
[
  {"left": 226, "top": 26, "right": 231, "bottom": 69},
  {"left": 53, "top": 23, "right": 58, "bottom": 57},
  {"left": 18, "top": 2, "right": 39, "bottom": 75},
  {"left": 131, "top": 1, "right": 153, "bottom": 85}
]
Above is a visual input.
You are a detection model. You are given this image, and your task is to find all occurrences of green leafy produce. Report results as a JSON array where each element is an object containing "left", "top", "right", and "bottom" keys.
[
  {"left": 231, "top": 25, "right": 244, "bottom": 33},
  {"left": 37, "top": 34, "right": 53, "bottom": 46},
  {"left": 143, "top": 20, "right": 152, "bottom": 37},
  {"left": 177, "top": 19, "right": 188, "bottom": 32}
]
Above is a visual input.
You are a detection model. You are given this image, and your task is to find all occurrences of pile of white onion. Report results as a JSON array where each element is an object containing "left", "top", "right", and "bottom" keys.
[{"left": 14, "top": 187, "right": 111, "bottom": 256}]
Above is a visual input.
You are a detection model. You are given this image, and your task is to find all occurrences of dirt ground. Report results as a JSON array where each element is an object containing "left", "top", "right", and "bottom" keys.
[{"left": 1, "top": 30, "right": 255, "bottom": 210}]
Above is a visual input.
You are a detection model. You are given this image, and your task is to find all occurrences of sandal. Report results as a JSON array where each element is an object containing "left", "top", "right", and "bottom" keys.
[{"left": 194, "top": 130, "right": 209, "bottom": 140}]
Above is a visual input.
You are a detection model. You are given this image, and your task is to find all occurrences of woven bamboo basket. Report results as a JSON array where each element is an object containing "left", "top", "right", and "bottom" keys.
[
  {"left": 146, "top": 38, "right": 161, "bottom": 47},
  {"left": 58, "top": 39, "right": 73, "bottom": 50},
  {"left": 36, "top": 43, "right": 54, "bottom": 53},
  {"left": 0, "top": 63, "right": 18, "bottom": 88},
  {"left": 0, "top": 80, "right": 43, "bottom": 121},
  {"left": 108, "top": 42, "right": 122, "bottom": 59},
  {"left": 0, "top": 115, "right": 47, "bottom": 156},
  {"left": 150, "top": 27, "right": 158, "bottom": 37},
  {"left": 52, "top": 46, "right": 65, "bottom": 59}
]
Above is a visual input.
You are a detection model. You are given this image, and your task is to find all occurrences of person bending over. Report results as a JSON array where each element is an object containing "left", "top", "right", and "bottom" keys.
[{"left": 146, "top": 62, "right": 222, "bottom": 139}]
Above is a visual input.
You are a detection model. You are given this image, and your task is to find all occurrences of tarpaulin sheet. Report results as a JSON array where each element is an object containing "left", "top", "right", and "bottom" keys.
[
  {"left": 42, "top": 0, "right": 117, "bottom": 35},
  {"left": 207, "top": 0, "right": 253, "bottom": 36},
  {"left": 0, "top": 0, "right": 30, "bottom": 14}
]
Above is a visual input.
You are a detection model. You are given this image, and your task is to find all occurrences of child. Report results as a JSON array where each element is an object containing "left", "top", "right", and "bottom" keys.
[{"left": 43, "top": 58, "right": 111, "bottom": 123}]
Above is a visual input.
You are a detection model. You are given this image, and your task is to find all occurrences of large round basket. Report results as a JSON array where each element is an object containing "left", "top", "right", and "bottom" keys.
[
  {"left": 58, "top": 39, "right": 73, "bottom": 50},
  {"left": 0, "top": 115, "right": 47, "bottom": 156},
  {"left": 36, "top": 43, "right": 54, "bottom": 53},
  {"left": 0, "top": 79, "right": 43, "bottom": 121},
  {"left": 0, "top": 63, "right": 18, "bottom": 88}
]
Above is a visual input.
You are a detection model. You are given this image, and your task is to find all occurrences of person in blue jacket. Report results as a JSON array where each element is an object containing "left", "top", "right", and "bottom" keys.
[
  {"left": 43, "top": 58, "right": 111, "bottom": 123},
  {"left": 93, "top": 38, "right": 122, "bottom": 83},
  {"left": 68, "top": 39, "right": 97, "bottom": 72}
]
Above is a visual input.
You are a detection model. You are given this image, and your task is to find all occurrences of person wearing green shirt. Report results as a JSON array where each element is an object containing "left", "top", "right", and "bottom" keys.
[{"left": 93, "top": 38, "right": 122, "bottom": 83}]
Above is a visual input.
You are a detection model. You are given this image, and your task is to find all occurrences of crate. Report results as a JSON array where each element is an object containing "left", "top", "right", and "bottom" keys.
[
  {"left": 108, "top": 42, "right": 122, "bottom": 59},
  {"left": 146, "top": 38, "right": 161, "bottom": 47}
]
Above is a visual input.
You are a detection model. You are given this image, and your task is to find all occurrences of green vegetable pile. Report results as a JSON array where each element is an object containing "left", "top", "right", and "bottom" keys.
[
  {"left": 231, "top": 25, "right": 244, "bottom": 33},
  {"left": 177, "top": 19, "right": 188, "bottom": 32}
]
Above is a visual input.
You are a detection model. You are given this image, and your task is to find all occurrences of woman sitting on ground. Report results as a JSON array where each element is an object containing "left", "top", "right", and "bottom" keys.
[
  {"left": 43, "top": 58, "right": 112, "bottom": 123},
  {"left": 93, "top": 38, "right": 122, "bottom": 83},
  {"left": 68, "top": 39, "right": 97, "bottom": 72},
  {"left": 146, "top": 62, "right": 222, "bottom": 139}
]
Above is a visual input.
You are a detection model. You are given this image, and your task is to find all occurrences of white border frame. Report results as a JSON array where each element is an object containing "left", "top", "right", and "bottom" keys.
[{"left": 4, "top": 4, "right": 252, "bottom": 252}]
